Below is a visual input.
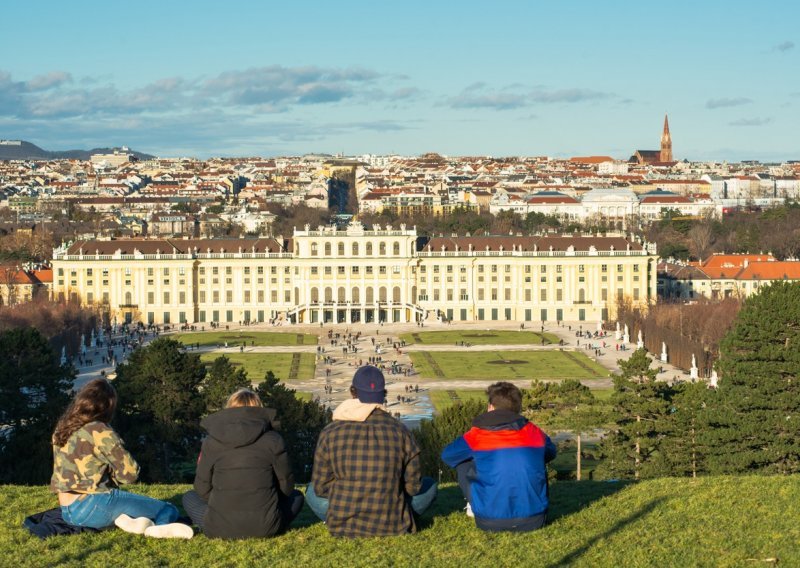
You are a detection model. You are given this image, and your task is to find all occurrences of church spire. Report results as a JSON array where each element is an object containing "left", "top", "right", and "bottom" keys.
[{"left": 660, "top": 113, "right": 673, "bottom": 162}]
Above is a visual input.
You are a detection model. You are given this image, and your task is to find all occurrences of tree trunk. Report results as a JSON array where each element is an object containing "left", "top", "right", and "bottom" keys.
[
  {"left": 576, "top": 434, "right": 582, "bottom": 481},
  {"left": 635, "top": 414, "right": 641, "bottom": 480},
  {"left": 691, "top": 422, "right": 696, "bottom": 479}
]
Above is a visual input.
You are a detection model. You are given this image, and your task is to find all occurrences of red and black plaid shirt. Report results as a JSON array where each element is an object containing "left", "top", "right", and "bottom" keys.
[{"left": 311, "top": 408, "right": 422, "bottom": 538}]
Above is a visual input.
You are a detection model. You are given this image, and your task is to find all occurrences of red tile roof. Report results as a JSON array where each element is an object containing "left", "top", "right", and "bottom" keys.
[
  {"left": 702, "top": 253, "right": 776, "bottom": 268},
  {"left": 736, "top": 262, "right": 800, "bottom": 280}
]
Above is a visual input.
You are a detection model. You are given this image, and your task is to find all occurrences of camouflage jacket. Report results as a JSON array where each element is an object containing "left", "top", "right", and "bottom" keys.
[{"left": 50, "top": 421, "right": 140, "bottom": 494}]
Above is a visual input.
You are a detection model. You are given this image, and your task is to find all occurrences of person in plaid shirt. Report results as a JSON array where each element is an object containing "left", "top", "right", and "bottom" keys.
[{"left": 307, "top": 366, "right": 437, "bottom": 537}]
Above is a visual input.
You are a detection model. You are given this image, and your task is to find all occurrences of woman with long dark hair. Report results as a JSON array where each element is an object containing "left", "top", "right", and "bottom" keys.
[{"left": 51, "top": 378, "right": 192, "bottom": 539}]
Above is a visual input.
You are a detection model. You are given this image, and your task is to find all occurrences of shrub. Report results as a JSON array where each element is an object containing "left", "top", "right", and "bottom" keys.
[{"left": 415, "top": 399, "right": 485, "bottom": 482}]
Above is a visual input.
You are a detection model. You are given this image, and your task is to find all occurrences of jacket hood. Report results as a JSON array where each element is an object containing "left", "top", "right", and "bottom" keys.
[
  {"left": 201, "top": 406, "right": 277, "bottom": 448},
  {"left": 332, "top": 398, "right": 381, "bottom": 422},
  {"left": 472, "top": 409, "right": 528, "bottom": 431}
]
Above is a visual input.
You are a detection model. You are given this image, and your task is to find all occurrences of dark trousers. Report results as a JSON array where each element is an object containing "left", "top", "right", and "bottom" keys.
[
  {"left": 455, "top": 460, "right": 547, "bottom": 533},
  {"left": 182, "top": 489, "right": 305, "bottom": 533},
  {"left": 455, "top": 460, "right": 476, "bottom": 504}
]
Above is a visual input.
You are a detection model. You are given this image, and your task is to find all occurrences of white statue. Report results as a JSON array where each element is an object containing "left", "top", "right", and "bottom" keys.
[
  {"left": 80, "top": 334, "right": 87, "bottom": 355},
  {"left": 596, "top": 321, "right": 602, "bottom": 333},
  {"left": 90, "top": 329, "right": 96, "bottom": 348},
  {"left": 637, "top": 330, "right": 644, "bottom": 350},
  {"left": 623, "top": 324, "right": 630, "bottom": 344},
  {"left": 60, "top": 346, "right": 67, "bottom": 366},
  {"left": 661, "top": 342, "right": 668, "bottom": 363},
  {"left": 709, "top": 369, "right": 719, "bottom": 388},
  {"left": 615, "top": 321, "right": 621, "bottom": 340},
  {"left": 690, "top": 354, "right": 699, "bottom": 380}
]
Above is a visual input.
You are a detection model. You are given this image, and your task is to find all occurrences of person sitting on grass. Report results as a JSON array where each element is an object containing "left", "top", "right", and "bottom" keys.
[
  {"left": 306, "top": 365, "right": 437, "bottom": 537},
  {"left": 182, "top": 389, "right": 304, "bottom": 539},
  {"left": 51, "top": 378, "right": 192, "bottom": 539},
  {"left": 441, "top": 381, "right": 556, "bottom": 532}
]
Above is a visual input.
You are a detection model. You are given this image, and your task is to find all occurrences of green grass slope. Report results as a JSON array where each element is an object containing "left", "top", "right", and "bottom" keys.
[{"left": 2, "top": 477, "right": 798, "bottom": 567}]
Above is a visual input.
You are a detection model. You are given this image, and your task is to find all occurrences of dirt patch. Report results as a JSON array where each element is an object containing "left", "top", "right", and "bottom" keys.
[{"left": 487, "top": 359, "right": 528, "bottom": 365}]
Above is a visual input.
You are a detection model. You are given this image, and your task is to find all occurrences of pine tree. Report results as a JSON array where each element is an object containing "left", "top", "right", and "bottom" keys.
[
  {"left": 415, "top": 399, "right": 485, "bottom": 482},
  {"left": 597, "top": 349, "right": 672, "bottom": 480},
  {"left": 656, "top": 380, "right": 709, "bottom": 478},
  {"left": 523, "top": 380, "right": 610, "bottom": 480},
  {"left": 705, "top": 281, "right": 800, "bottom": 474},
  {"left": 0, "top": 328, "right": 74, "bottom": 483},
  {"left": 202, "top": 355, "right": 250, "bottom": 412},
  {"left": 256, "top": 371, "right": 331, "bottom": 482},
  {"left": 114, "top": 338, "right": 207, "bottom": 482}
]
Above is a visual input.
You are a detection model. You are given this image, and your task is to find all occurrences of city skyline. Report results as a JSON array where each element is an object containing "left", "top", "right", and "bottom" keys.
[{"left": 1, "top": 0, "right": 798, "bottom": 160}]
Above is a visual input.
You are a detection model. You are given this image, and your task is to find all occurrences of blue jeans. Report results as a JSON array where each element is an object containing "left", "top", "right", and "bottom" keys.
[
  {"left": 306, "top": 477, "right": 438, "bottom": 522},
  {"left": 61, "top": 489, "right": 179, "bottom": 529}
]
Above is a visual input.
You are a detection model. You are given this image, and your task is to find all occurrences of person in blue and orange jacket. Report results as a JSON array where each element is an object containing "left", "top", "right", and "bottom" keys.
[{"left": 441, "top": 381, "right": 556, "bottom": 532}]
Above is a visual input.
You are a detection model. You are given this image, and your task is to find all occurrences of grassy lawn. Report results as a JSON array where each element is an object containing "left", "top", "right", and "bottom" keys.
[
  {"left": 173, "top": 331, "right": 317, "bottom": 347},
  {"left": 409, "top": 350, "right": 609, "bottom": 380},
  {"left": 5, "top": 477, "right": 800, "bottom": 566},
  {"left": 200, "top": 353, "right": 315, "bottom": 382},
  {"left": 550, "top": 440, "right": 602, "bottom": 480},
  {"left": 591, "top": 387, "right": 614, "bottom": 401},
  {"left": 399, "top": 329, "right": 559, "bottom": 345},
  {"left": 428, "top": 389, "right": 487, "bottom": 412}
]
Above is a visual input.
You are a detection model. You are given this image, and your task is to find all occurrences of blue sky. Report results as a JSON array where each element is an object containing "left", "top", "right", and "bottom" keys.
[{"left": 1, "top": 0, "right": 798, "bottom": 160}]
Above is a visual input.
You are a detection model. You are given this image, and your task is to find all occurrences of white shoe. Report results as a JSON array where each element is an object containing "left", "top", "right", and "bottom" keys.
[
  {"left": 114, "top": 514, "right": 154, "bottom": 534},
  {"left": 144, "top": 523, "right": 194, "bottom": 539},
  {"left": 465, "top": 503, "right": 475, "bottom": 518}
]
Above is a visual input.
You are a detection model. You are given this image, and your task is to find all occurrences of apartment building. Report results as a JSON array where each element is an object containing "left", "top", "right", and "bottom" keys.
[
  {"left": 51, "top": 221, "right": 657, "bottom": 326},
  {"left": 659, "top": 254, "right": 800, "bottom": 300}
]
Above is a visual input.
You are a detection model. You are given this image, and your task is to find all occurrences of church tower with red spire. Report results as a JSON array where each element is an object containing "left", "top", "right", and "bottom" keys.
[{"left": 660, "top": 114, "right": 673, "bottom": 162}]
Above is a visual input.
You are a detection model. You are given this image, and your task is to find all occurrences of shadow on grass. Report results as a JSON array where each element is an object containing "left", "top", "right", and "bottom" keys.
[
  {"left": 52, "top": 541, "right": 117, "bottom": 565},
  {"left": 416, "top": 485, "right": 468, "bottom": 530},
  {"left": 545, "top": 496, "right": 666, "bottom": 567},
  {"left": 547, "top": 480, "right": 633, "bottom": 523},
  {"left": 171, "top": 481, "right": 632, "bottom": 535}
]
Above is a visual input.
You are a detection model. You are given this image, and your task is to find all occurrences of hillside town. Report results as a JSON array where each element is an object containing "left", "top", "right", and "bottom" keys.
[
  {"left": 2, "top": 117, "right": 800, "bottom": 238},
  {"left": 2, "top": 117, "right": 800, "bottom": 312}
]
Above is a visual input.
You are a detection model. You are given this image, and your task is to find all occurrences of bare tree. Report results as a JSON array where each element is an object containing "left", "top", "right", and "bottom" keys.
[{"left": 688, "top": 222, "right": 714, "bottom": 260}]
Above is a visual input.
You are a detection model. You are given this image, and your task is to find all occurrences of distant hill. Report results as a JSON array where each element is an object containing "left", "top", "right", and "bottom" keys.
[{"left": 0, "top": 140, "right": 155, "bottom": 161}]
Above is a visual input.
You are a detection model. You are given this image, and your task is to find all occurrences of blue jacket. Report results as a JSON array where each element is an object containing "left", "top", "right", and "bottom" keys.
[{"left": 442, "top": 410, "right": 556, "bottom": 526}]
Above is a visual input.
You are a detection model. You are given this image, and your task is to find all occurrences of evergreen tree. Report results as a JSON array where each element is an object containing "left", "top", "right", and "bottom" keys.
[
  {"left": 415, "top": 399, "right": 485, "bottom": 482},
  {"left": 202, "top": 355, "right": 250, "bottom": 412},
  {"left": 0, "top": 328, "right": 74, "bottom": 483},
  {"left": 255, "top": 371, "right": 331, "bottom": 482},
  {"left": 597, "top": 349, "right": 673, "bottom": 480},
  {"left": 656, "top": 380, "right": 709, "bottom": 478},
  {"left": 113, "top": 338, "right": 207, "bottom": 482},
  {"left": 705, "top": 282, "right": 800, "bottom": 474},
  {"left": 523, "top": 379, "right": 610, "bottom": 480}
]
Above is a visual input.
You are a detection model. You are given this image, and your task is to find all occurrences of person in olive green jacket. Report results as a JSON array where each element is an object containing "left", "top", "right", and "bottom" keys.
[{"left": 52, "top": 378, "right": 192, "bottom": 539}]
